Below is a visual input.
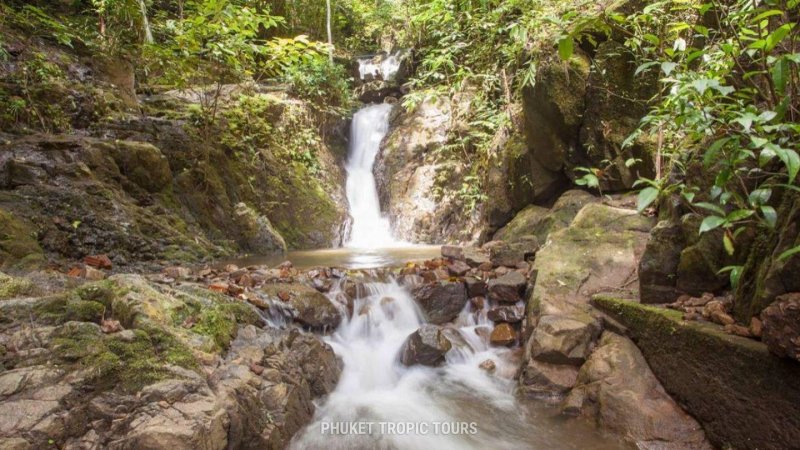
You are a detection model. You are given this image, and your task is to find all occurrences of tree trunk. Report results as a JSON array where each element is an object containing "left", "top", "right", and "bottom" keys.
[
  {"left": 326, "top": 0, "right": 333, "bottom": 62},
  {"left": 138, "top": 0, "right": 154, "bottom": 44}
]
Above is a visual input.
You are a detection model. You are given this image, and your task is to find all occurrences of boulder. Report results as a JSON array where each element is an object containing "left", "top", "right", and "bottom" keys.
[
  {"left": 487, "top": 305, "right": 524, "bottom": 323},
  {"left": 487, "top": 271, "right": 526, "bottom": 303},
  {"left": 484, "top": 240, "right": 538, "bottom": 267},
  {"left": 493, "top": 190, "right": 597, "bottom": 245},
  {"left": 639, "top": 220, "right": 685, "bottom": 303},
  {"left": 563, "top": 332, "right": 709, "bottom": 449},
  {"left": 233, "top": 202, "right": 288, "bottom": 254},
  {"left": 464, "top": 277, "right": 487, "bottom": 298},
  {"left": 412, "top": 281, "right": 468, "bottom": 324},
  {"left": 262, "top": 284, "right": 341, "bottom": 330},
  {"left": 676, "top": 214, "right": 730, "bottom": 295},
  {"left": 518, "top": 359, "right": 579, "bottom": 398},
  {"left": 489, "top": 323, "right": 517, "bottom": 346},
  {"left": 528, "top": 314, "right": 601, "bottom": 366},
  {"left": 594, "top": 295, "right": 800, "bottom": 449},
  {"left": 400, "top": 325, "right": 452, "bottom": 366},
  {"left": 761, "top": 292, "right": 800, "bottom": 360}
]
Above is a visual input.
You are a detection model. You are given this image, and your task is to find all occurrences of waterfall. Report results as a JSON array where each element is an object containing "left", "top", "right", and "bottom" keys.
[{"left": 344, "top": 104, "right": 397, "bottom": 249}]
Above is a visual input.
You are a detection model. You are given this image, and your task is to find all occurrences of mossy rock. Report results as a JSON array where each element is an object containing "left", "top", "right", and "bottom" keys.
[
  {"left": 98, "top": 140, "right": 172, "bottom": 193},
  {"left": 0, "top": 271, "right": 36, "bottom": 300},
  {"left": 0, "top": 209, "right": 45, "bottom": 271},
  {"left": 593, "top": 295, "right": 800, "bottom": 450}
]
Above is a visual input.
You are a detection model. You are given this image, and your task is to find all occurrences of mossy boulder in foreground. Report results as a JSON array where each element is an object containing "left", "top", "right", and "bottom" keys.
[{"left": 593, "top": 295, "right": 800, "bottom": 450}]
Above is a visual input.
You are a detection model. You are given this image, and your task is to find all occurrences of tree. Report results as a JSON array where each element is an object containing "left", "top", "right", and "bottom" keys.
[{"left": 326, "top": 0, "right": 333, "bottom": 62}]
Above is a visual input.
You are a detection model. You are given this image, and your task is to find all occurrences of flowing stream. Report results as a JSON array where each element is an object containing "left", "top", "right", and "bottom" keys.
[{"left": 290, "top": 53, "right": 627, "bottom": 449}]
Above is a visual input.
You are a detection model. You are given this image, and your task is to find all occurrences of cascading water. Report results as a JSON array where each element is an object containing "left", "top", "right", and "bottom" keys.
[
  {"left": 344, "top": 103, "right": 398, "bottom": 249},
  {"left": 291, "top": 277, "right": 624, "bottom": 449}
]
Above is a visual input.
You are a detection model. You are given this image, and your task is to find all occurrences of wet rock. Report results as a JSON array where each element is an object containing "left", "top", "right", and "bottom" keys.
[
  {"left": 474, "top": 326, "right": 491, "bottom": 341},
  {"left": 479, "top": 359, "right": 496, "bottom": 372},
  {"left": 761, "top": 292, "right": 800, "bottom": 360},
  {"left": 724, "top": 323, "right": 752, "bottom": 338},
  {"left": 441, "top": 245, "right": 463, "bottom": 260},
  {"left": 490, "top": 323, "right": 517, "bottom": 346},
  {"left": 563, "top": 332, "right": 709, "bottom": 449},
  {"left": 464, "top": 277, "right": 487, "bottom": 297},
  {"left": 529, "top": 314, "right": 601, "bottom": 366},
  {"left": 485, "top": 240, "right": 539, "bottom": 268},
  {"left": 412, "top": 281, "right": 468, "bottom": 324},
  {"left": 469, "top": 296, "right": 485, "bottom": 311},
  {"left": 676, "top": 214, "right": 730, "bottom": 296},
  {"left": 519, "top": 359, "right": 578, "bottom": 398},
  {"left": 164, "top": 266, "right": 192, "bottom": 279},
  {"left": 749, "top": 316, "right": 763, "bottom": 338},
  {"left": 463, "top": 247, "right": 491, "bottom": 268},
  {"left": 400, "top": 325, "right": 452, "bottom": 367},
  {"left": 233, "top": 202, "right": 288, "bottom": 254},
  {"left": 262, "top": 284, "right": 341, "bottom": 330},
  {"left": 487, "top": 271, "right": 526, "bottom": 303},
  {"left": 487, "top": 305, "right": 524, "bottom": 323}
]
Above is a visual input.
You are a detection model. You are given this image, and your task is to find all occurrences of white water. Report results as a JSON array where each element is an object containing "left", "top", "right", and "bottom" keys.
[
  {"left": 358, "top": 53, "right": 402, "bottom": 81},
  {"left": 291, "top": 278, "right": 625, "bottom": 449},
  {"left": 344, "top": 103, "right": 399, "bottom": 249}
]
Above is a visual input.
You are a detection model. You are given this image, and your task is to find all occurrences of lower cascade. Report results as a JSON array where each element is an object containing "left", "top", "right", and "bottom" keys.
[
  {"left": 345, "top": 103, "right": 399, "bottom": 249},
  {"left": 290, "top": 276, "right": 621, "bottom": 449}
]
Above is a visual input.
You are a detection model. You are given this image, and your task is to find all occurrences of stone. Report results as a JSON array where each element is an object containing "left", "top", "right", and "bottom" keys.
[
  {"left": 464, "top": 277, "right": 487, "bottom": 297},
  {"left": 563, "top": 332, "right": 709, "bottom": 449},
  {"left": 485, "top": 240, "right": 538, "bottom": 268},
  {"left": 487, "top": 305, "right": 524, "bottom": 323},
  {"left": 594, "top": 295, "right": 800, "bottom": 449},
  {"left": 446, "top": 259, "right": 470, "bottom": 277},
  {"left": 490, "top": 323, "right": 516, "bottom": 346},
  {"left": 703, "top": 300, "right": 735, "bottom": 326},
  {"left": 479, "top": 359, "right": 496, "bottom": 372},
  {"left": 518, "top": 359, "right": 579, "bottom": 398},
  {"left": 494, "top": 190, "right": 596, "bottom": 244},
  {"left": 400, "top": 325, "right": 452, "bottom": 367},
  {"left": 441, "top": 245, "right": 463, "bottom": 260},
  {"left": 529, "top": 314, "right": 601, "bottom": 366},
  {"left": 164, "top": 266, "right": 192, "bottom": 279},
  {"left": 639, "top": 220, "right": 685, "bottom": 303},
  {"left": 749, "top": 316, "right": 763, "bottom": 338},
  {"left": 761, "top": 292, "right": 800, "bottom": 360},
  {"left": 724, "top": 323, "right": 752, "bottom": 338},
  {"left": 262, "top": 284, "right": 341, "bottom": 330},
  {"left": 234, "top": 202, "right": 288, "bottom": 254},
  {"left": 84, "top": 254, "right": 113, "bottom": 270},
  {"left": 412, "top": 281, "right": 468, "bottom": 324},
  {"left": 84, "top": 266, "right": 106, "bottom": 281},
  {"left": 487, "top": 271, "right": 526, "bottom": 303},
  {"left": 463, "top": 247, "right": 491, "bottom": 268},
  {"left": 676, "top": 214, "right": 730, "bottom": 296}
]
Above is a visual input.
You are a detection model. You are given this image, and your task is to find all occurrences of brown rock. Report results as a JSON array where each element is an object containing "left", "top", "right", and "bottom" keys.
[
  {"left": 487, "top": 305, "right": 524, "bottom": 323},
  {"left": 84, "top": 254, "right": 113, "bottom": 270},
  {"left": 749, "top": 316, "right": 763, "bottom": 338},
  {"left": 228, "top": 284, "right": 245, "bottom": 296},
  {"left": 469, "top": 296, "right": 485, "bottom": 311},
  {"left": 101, "top": 319, "right": 122, "bottom": 334},
  {"left": 761, "top": 293, "right": 800, "bottom": 360},
  {"left": 703, "top": 300, "right": 735, "bottom": 326},
  {"left": 465, "top": 277, "right": 487, "bottom": 297},
  {"left": 724, "top": 324, "right": 752, "bottom": 338},
  {"left": 412, "top": 281, "right": 468, "bottom": 324},
  {"left": 475, "top": 326, "right": 491, "bottom": 341},
  {"left": 490, "top": 323, "right": 517, "bottom": 346},
  {"left": 519, "top": 359, "right": 579, "bottom": 398},
  {"left": 487, "top": 271, "right": 526, "bottom": 303},
  {"left": 441, "top": 245, "right": 464, "bottom": 260},
  {"left": 446, "top": 260, "right": 471, "bottom": 277},
  {"left": 164, "top": 266, "right": 192, "bottom": 279},
  {"left": 209, "top": 283, "right": 229, "bottom": 294},
  {"left": 400, "top": 325, "right": 452, "bottom": 367},
  {"left": 479, "top": 359, "right": 496, "bottom": 372},
  {"left": 84, "top": 266, "right": 106, "bottom": 281},
  {"left": 249, "top": 363, "right": 265, "bottom": 375}
]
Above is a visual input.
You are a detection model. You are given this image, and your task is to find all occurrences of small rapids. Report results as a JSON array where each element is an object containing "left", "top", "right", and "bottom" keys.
[{"left": 290, "top": 276, "right": 625, "bottom": 449}]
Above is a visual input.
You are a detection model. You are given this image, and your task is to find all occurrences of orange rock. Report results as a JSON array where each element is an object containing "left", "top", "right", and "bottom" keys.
[
  {"left": 67, "top": 266, "right": 83, "bottom": 278},
  {"left": 277, "top": 291, "right": 291, "bottom": 302},
  {"left": 209, "top": 283, "right": 229, "bottom": 293},
  {"left": 84, "top": 254, "right": 112, "bottom": 270},
  {"left": 490, "top": 323, "right": 517, "bottom": 346}
]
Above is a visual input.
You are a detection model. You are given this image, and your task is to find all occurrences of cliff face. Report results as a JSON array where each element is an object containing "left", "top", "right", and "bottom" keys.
[{"left": 0, "top": 24, "right": 348, "bottom": 271}]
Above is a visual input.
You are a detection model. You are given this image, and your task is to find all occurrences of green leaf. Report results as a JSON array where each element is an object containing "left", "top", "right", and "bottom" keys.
[
  {"left": 725, "top": 209, "right": 754, "bottom": 222},
  {"left": 699, "top": 215, "right": 726, "bottom": 233},
  {"left": 718, "top": 265, "right": 743, "bottom": 288},
  {"left": 558, "top": 36, "right": 574, "bottom": 61},
  {"left": 694, "top": 202, "right": 726, "bottom": 216},
  {"left": 637, "top": 187, "right": 659, "bottom": 212},
  {"left": 778, "top": 245, "right": 800, "bottom": 261},
  {"left": 772, "top": 58, "right": 789, "bottom": 96},
  {"left": 761, "top": 205, "right": 777, "bottom": 228},
  {"left": 723, "top": 233, "right": 735, "bottom": 255}
]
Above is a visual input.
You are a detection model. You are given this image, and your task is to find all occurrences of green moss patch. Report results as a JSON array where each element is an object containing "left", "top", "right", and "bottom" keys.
[
  {"left": 0, "top": 209, "right": 45, "bottom": 271},
  {"left": 0, "top": 272, "right": 36, "bottom": 300}
]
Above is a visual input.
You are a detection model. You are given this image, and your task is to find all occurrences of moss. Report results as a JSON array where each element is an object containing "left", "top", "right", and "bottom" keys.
[
  {"left": 74, "top": 280, "right": 125, "bottom": 309},
  {"left": 0, "top": 272, "right": 35, "bottom": 300},
  {"left": 0, "top": 209, "right": 45, "bottom": 271},
  {"left": 51, "top": 322, "right": 198, "bottom": 393},
  {"left": 190, "top": 301, "right": 260, "bottom": 351},
  {"left": 65, "top": 300, "right": 105, "bottom": 322}
]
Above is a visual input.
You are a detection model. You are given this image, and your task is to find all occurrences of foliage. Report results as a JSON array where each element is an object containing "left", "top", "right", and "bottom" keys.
[{"left": 282, "top": 50, "right": 352, "bottom": 112}]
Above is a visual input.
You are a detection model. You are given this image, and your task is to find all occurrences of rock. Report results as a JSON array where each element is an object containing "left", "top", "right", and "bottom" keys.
[
  {"left": 703, "top": 300, "right": 735, "bottom": 326},
  {"left": 724, "top": 323, "right": 752, "bottom": 338},
  {"left": 84, "top": 266, "right": 106, "bottom": 281},
  {"left": 487, "top": 271, "right": 526, "bottom": 303},
  {"left": 412, "top": 281, "right": 468, "bottom": 324},
  {"left": 490, "top": 323, "right": 517, "bottom": 346},
  {"left": 676, "top": 214, "right": 730, "bottom": 295},
  {"left": 441, "top": 245, "right": 463, "bottom": 260},
  {"left": 479, "top": 359, "right": 496, "bottom": 372},
  {"left": 400, "top": 325, "right": 452, "bottom": 367},
  {"left": 518, "top": 359, "right": 578, "bottom": 398},
  {"left": 164, "top": 266, "right": 192, "bottom": 279},
  {"left": 528, "top": 314, "right": 601, "bottom": 366},
  {"left": 563, "top": 332, "right": 709, "bottom": 449},
  {"left": 487, "top": 305, "right": 524, "bottom": 323},
  {"left": 446, "top": 259, "right": 470, "bottom": 277},
  {"left": 262, "top": 284, "right": 341, "bottom": 330},
  {"left": 494, "top": 190, "right": 596, "bottom": 244},
  {"left": 462, "top": 247, "right": 491, "bottom": 268},
  {"left": 469, "top": 296, "right": 485, "bottom": 311},
  {"left": 639, "top": 220, "right": 685, "bottom": 303},
  {"left": 233, "top": 202, "right": 288, "bottom": 254},
  {"left": 761, "top": 293, "right": 800, "bottom": 360},
  {"left": 84, "top": 254, "right": 113, "bottom": 270},
  {"left": 464, "top": 277, "right": 487, "bottom": 297},
  {"left": 749, "top": 316, "right": 763, "bottom": 338},
  {"left": 484, "top": 240, "right": 538, "bottom": 267},
  {"left": 474, "top": 326, "right": 491, "bottom": 341},
  {"left": 100, "top": 319, "right": 122, "bottom": 334},
  {"left": 594, "top": 295, "right": 799, "bottom": 450}
]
